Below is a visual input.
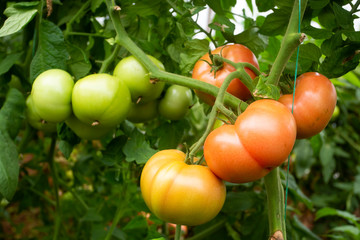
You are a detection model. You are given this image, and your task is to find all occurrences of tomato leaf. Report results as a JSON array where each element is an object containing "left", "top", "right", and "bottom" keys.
[
  {"left": 332, "top": 2, "right": 353, "bottom": 30},
  {"left": 0, "top": 2, "right": 39, "bottom": 37},
  {"left": 123, "top": 129, "right": 157, "bottom": 164},
  {"left": 102, "top": 136, "right": 127, "bottom": 166},
  {"left": 0, "top": 88, "right": 26, "bottom": 139},
  {"left": 259, "top": 9, "right": 290, "bottom": 36},
  {"left": 319, "top": 143, "right": 336, "bottom": 184},
  {"left": 315, "top": 207, "right": 360, "bottom": 224},
  {"left": 179, "top": 39, "right": 209, "bottom": 75},
  {"left": 253, "top": 75, "right": 280, "bottom": 100},
  {"left": 232, "top": 27, "right": 268, "bottom": 55},
  {"left": 0, "top": 129, "right": 19, "bottom": 201},
  {"left": 155, "top": 120, "right": 189, "bottom": 150},
  {"left": 30, "top": 20, "right": 70, "bottom": 82},
  {"left": 66, "top": 43, "right": 92, "bottom": 80},
  {"left": 0, "top": 52, "right": 23, "bottom": 76}
]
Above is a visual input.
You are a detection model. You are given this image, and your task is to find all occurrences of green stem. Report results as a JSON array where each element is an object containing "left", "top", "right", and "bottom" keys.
[
  {"left": 174, "top": 224, "right": 182, "bottom": 240},
  {"left": 264, "top": 168, "right": 286, "bottom": 239},
  {"left": 104, "top": 203, "right": 126, "bottom": 240},
  {"left": 46, "top": 135, "right": 61, "bottom": 240},
  {"left": 350, "top": 0, "right": 360, "bottom": 14},
  {"left": 188, "top": 71, "right": 241, "bottom": 161},
  {"left": 267, "top": 0, "right": 308, "bottom": 85},
  {"left": 105, "top": 0, "right": 247, "bottom": 111},
  {"left": 99, "top": 44, "right": 121, "bottom": 73},
  {"left": 186, "top": 219, "right": 226, "bottom": 240},
  {"left": 66, "top": 32, "right": 110, "bottom": 38},
  {"left": 18, "top": 124, "right": 35, "bottom": 153},
  {"left": 64, "top": 0, "right": 91, "bottom": 38}
]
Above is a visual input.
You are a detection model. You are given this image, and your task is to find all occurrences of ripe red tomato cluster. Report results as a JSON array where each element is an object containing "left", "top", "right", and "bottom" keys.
[{"left": 27, "top": 55, "right": 193, "bottom": 139}]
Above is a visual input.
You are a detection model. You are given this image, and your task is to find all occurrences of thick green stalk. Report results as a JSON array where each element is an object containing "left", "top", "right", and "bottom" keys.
[
  {"left": 267, "top": 0, "right": 308, "bottom": 85},
  {"left": 174, "top": 224, "right": 182, "bottom": 240},
  {"left": 105, "top": 0, "right": 246, "bottom": 111},
  {"left": 264, "top": 168, "right": 286, "bottom": 239},
  {"left": 264, "top": 1, "right": 308, "bottom": 239},
  {"left": 99, "top": 44, "right": 121, "bottom": 73},
  {"left": 46, "top": 135, "right": 61, "bottom": 240}
]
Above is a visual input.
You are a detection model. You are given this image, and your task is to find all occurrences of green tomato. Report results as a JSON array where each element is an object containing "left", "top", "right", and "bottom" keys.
[
  {"left": 159, "top": 85, "right": 193, "bottom": 120},
  {"left": 113, "top": 55, "right": 165, "bottom": 103},
  {"left": 72, "top": 73, "right": 131, "bottom": 128},
  {"left": 127, "top": 100, "right": 158, "bottom": 123},
  {"left": 65, "top": 114, "right": 113, "bottom": 140},
  {"left": 31, "top": 69, "right": 74, "bottom": 123},
  {"left": 331, "top": 105, "right": 340, "bottom": 121},
  {"left": 25, "top": 95, "right": 57, "bottom": 132}
]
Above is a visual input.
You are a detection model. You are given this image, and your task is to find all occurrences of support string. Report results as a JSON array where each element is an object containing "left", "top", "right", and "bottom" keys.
[{"left": 284, "top": 0, "right": 302, "bottom": 222}]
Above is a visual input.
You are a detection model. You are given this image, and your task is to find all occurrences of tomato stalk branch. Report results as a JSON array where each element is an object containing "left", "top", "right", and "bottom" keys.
[
  {"left": 188, "top": 71, "right": 241, "bottom": 162},
  {"left": 64, "top": 0, "right": 91, "bottom": 39},
  {"left": 174, "top": 224, "right": 182, "bottom": 240},
  {"left": 267, "top": 0, "right": 308, "bottom": 85},
  {"left": 46, "top": 135, "right": 62, "bottom": 240},
  {"left": 99, "top": 44, "right": 121, "bottom": 73},
  {"left": 264, "top": 168, "right": 286, "bottom": 240},
  {"left": 105, "top": 0, "right": 246, "bottom": 111}
]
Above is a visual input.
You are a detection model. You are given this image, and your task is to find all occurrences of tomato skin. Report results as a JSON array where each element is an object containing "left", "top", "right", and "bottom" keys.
[
  {"left": 204, "top": 124, "right": 270, "bottom": 183},
  {"left": 25, "top": 95, "right": 57, "bottom": 133},
  {"left": 140, "top": 150, "right": 226, "bottom": 226},
  {"left": 113, "top": 55, "right": 165, "bottom": 103},
  {"left": 278, "top": 72, "right": 337, "bottom": 139},
  {"left": 192, "top": 44, "right": 259, "bottom": 104},
  {"left": 127, "top": 100, "right": 158, "bottom": 123},
  {"left": 31, "top": 69, "right": 74, "bottom": 123},
  {"left": 72, "top": 73, "right": 131, "bottom": 128},
  {"left": 65, "top": 114, "right": 113, "bottom": 140},
  {"left": 204, "top": 99, "right": 296, "bottom": 183},
  {"left": 158, "top": 85, "right": 193, "bottom": 120}
]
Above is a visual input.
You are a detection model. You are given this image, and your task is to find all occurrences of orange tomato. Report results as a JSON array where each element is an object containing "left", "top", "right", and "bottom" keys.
[
  {"left": 140, "top": 150, "right": 226, "bottom": 226},
  {"left": 278, "top": 72, "right": 337, "bottom": 139}
]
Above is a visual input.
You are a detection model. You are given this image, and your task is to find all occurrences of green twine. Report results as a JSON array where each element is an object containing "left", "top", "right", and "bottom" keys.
[{"left": 284, "top": 0, "right": 302, "bottom": 222}]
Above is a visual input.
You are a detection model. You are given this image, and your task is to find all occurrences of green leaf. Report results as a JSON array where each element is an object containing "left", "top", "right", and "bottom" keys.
[
  {"left": 81, "top": 207, "right": 103, "bottom": 222},
  {"left": 253, "top": 75, "right": 280, "bottom": 100},
  {"left": 0, "top": 129, "right": 19, "bottom": 201},
  {"left": 302, "top": 25, "right": 332, "bottom": 40},
  {"left": 293, "top": 139, "right": 316, "bottom": 179},
  {"left": 256, "top": 0, "right": 274, "bottom": 12},
  {"left": 102, "top": 136, "right": 127, "bottom": 166},
  {"left": 123, "top": 129, "right": 157, "bottom": 164},
  {"left": 332, "top": 2, "right": 353, "bottom": 30},
  {"left": 0, "top": 3, "right": 39, "bottom": 37},
  {"left": 156, "top": 120, "right": 189, "bottom": 150},
  {"left": 331, "top": 225, "right": 360, "bottom": 237},
  {"left": 179, "top": 39, "right": 209, "bottom": 75},
  {"left": 91, "top": 0, "right": 104, "bottom": 12},
  {"left": 222, "top": 191, "right": 261, "bottom": 213},
  {"left": 315, "top": 207, "right": 360, "bottom": 224},
  {"left": 0, "top": 52, "right": 23, "bottom": 76},
  {"left": 308, "top": 0, "right": 329, "bottom": 9},
  {"left": 58, "top": 140, "right": 73, "bottom": 159},
  {"left": 233, "top": 27, "right": 268, "bottom": 55},
  {"left": 206, "top": 0, "right": 225, "bottom": 15},
  {"left": 0, "top": 88, "right": 26, "bottom": 139},
  {"left": 319, "top": 143, "right": 335, "bottom": 183},
  {"left": 30, "top": 20, "right": 70, "bottom": 82},
  {"left": 291, "top": 215, "right": 322, "bottom": 240},
  {"left": 259, "top": 9, "right": 290, "bottom": 36},
  {"left": 66, "top": 43, "right": 92, "bottom": 80},
  {"left": 209, "top": 15, "right": 235, "bottom": 34}
]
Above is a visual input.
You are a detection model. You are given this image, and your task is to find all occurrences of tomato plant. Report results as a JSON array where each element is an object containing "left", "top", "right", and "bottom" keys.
[
  {"left": 140, "top": 150, "right": 226, "bottom": 226},
  {"left": 204, "top": 99, "right": 296, "bottom": 183},
  {"left": 113, "top": 55, "right": 165, "bottom": 103},
  {"left": 192, "top": 44, "right": 259, "bottom": 105},
  {"left": 159, "top": 85, "right": 193, "bottom": 120},
  {"left": 31, "top": 69, "right": 74, "bottom": 123},
  {"left": 278, "top": 72, "right": 337, "bottom": 139},
  {"left": 71, "top": 73, "right": 131, "bottom": 128}
]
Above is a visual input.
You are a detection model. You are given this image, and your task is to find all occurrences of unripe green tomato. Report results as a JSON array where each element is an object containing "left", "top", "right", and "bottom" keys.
[
  {"left": 25, "top": 95, "right": 57, "bottom": 132},
  {"left": 65, "top": 114, "right": 113, "bottom": 140},
  {"left": 113, "top": 55, "right": 165, "bottom": 103},
  {"left": 31, "top": 69, "right": 74, "bottom": 123},
  {"left": 72, "top": 73, "right": 131, "bottom": 128},
  {"left": 127, "top": 100, "right": 158, "bottom": 123},
  {"left": 158, "top": 85, "right": 193, "bottom": 120},
  {"left": 331, "top": 105, "right": 340, "bottom": 121}
]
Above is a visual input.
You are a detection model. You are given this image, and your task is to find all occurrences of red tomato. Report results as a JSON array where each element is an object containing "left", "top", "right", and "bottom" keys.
[
  {"left": 204, "top": 99, "right": 296, "bottom": 183},
  {"left": 192, "top": 44, "right": 259, "bottom": 104},
  {"left": 140, "top": 150, "right": 226, "bottom": 226},
  {"left": 278, "top": 72, "right": 337, "bottom": 139}
]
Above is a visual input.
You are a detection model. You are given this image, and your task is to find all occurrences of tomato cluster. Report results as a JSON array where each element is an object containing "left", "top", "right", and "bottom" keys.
[{"left": 27, "top": 55, "right": 194, "bottom": 139}]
